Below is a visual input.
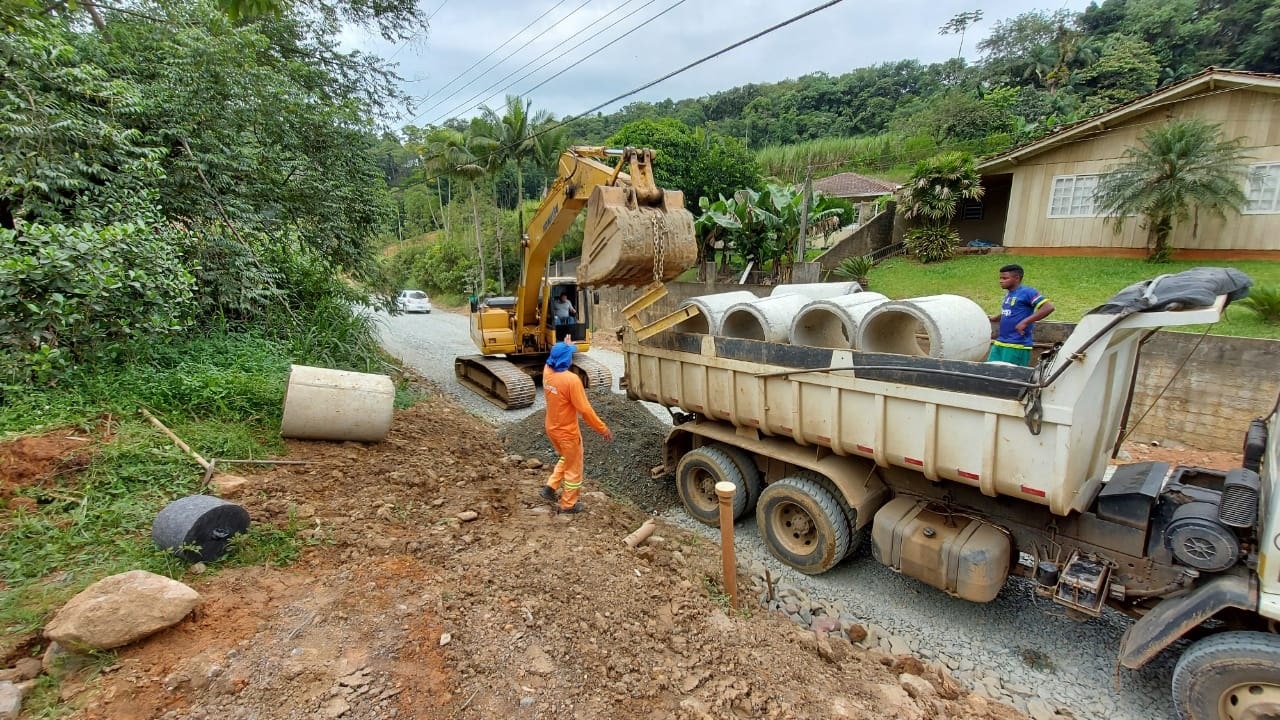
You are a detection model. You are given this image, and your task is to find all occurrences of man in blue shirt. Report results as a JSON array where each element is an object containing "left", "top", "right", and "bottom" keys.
[{"left": 987, "top": 264, "right": 1055, "bottom": 366}]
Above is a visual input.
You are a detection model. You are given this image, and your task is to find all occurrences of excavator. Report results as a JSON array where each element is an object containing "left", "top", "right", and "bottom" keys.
[{"left": 455, "top": 146, "right": 698, "bottom": 409}]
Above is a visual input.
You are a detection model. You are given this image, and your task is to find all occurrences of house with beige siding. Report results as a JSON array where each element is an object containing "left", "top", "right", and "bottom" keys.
[{"left": 955, "top": 69, "right": 1280, "bottom": 259}]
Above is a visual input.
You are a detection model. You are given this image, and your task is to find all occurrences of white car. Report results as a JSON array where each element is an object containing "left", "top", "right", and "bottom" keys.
[{"left": 396, "top": 290, "right": 432, "bottom": 314}]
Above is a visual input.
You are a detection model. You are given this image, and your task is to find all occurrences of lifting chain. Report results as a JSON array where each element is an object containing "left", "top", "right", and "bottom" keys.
[{"left": 650, "top": 211, "right": 667, "bottom": 283}]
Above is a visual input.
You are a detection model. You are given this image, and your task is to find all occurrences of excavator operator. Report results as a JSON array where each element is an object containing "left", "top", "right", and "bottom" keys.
[{"left": 539, "top": 339, "right": 613, "bottom": 514}]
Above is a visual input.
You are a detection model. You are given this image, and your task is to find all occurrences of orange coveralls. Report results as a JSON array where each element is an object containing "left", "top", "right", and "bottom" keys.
[{"left": 543, "top": 368, "right": 609, "bottom": 510}]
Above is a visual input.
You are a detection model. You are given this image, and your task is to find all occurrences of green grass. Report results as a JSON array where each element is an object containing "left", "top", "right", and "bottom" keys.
[
  {"left": 864, "top": 255, "right": 1280, "bottom": 339},
  {"left": 1, "top": 323, "right": 418, "bottom": 661}
]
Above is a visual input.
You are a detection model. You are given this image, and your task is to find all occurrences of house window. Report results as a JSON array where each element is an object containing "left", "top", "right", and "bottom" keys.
[
  {"left": 1047, "top": 174, "right": 1101, "bottom": 218},
  {"left": 1245, "top": 162, "right": 1280, "bottom": 214},
  {"left": 961, "top": 201, "right": 984, "bottom": 220}
]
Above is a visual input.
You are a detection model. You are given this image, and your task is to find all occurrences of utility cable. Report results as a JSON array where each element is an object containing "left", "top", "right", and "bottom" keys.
[
  {"left": 408, "top": 0, "right": 565, "bottom": 100},
  {"left": 519, "top": 0, "right": 691, "bottom": 98},
  {"left": 426, "top": 0, "right": 653, "bottom": 126},
  {"left": 409, "top": 0, "right": 593, "bottom": 123},
  {"left": 416, "top": 0, "right": 847, "bottom": 184}
]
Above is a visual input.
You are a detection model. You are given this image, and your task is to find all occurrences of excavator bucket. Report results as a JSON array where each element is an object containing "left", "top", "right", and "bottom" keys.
[{"left": 578, "top": 185, "right": 697, "bottom": 287}]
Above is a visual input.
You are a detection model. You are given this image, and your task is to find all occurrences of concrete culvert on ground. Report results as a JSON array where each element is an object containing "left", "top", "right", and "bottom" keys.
[
  {"left": 857, "top": 294, "right": 992, "bottom": 362},
  {"left": 789, "top": 293, "right": 889, "bottom": 349}
]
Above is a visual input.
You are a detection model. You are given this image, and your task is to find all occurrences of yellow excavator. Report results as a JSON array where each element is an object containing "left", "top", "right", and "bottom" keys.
[{"left": 455, "top": 146, "right": 698, "bottom": 409}]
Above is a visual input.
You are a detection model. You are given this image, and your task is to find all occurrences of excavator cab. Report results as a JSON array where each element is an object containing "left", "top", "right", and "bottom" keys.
[{"left": 544, "top": 280, "right": 589, "bottom": 344}]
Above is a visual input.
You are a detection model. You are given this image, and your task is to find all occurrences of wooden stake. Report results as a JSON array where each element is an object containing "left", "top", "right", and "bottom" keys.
[{"left": 715, "top": 481, "right": 739, "bottom": 610}]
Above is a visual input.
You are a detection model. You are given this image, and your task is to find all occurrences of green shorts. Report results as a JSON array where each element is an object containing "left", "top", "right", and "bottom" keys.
[{"left": 987, "top": 344, "right": 1032, "bottom": 366}]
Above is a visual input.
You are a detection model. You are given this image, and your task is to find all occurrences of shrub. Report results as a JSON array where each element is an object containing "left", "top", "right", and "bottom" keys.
[
  {"left": 904, "top": 226, "right": 961, "bottom": 264},
  {"left": 0, "top": 221, "right": 197, "bottom": 384},
  {"left": 1239, "top": 286, "right": 1280, "bottom": 325},
  {"left": 833, "top": 255, "right": 875, "bottom": 284}
]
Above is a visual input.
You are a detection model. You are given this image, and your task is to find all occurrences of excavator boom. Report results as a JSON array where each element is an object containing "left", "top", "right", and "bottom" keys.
[{"left": 456, "top": 146, "right": 698, "bottom": 409}]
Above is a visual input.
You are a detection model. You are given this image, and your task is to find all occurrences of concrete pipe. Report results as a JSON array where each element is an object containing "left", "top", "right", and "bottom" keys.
[
  {"left": 720, "top": 294, "right": 811, "bottom": 343},
  {"left": 789, "top": 292, "right": 890, "bottom": 349},
  {"left": 281, "top": 365, "right": 395, "bottom": 442},
  {"left": 675, "top": 290, "right": 759, "bottom": 335},
  {"left": 769, "top": 281, "right": 862, "bottom": 299},
  {"left": 856, "top": 294, "right": 992, "bottom": 362}
]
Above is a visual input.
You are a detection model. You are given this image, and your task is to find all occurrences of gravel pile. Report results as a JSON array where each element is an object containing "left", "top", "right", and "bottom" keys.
[{"left": 499, "top": 390, "right": 678, "bottom": 512}]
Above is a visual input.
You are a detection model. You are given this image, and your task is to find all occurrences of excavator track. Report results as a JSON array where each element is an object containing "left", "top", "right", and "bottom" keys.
[
  {"left": 454, "top": 356, "right": 537, "bottom": 410},
  {"left": 571, "top": 353, "right": 614, "bottom": 392}
]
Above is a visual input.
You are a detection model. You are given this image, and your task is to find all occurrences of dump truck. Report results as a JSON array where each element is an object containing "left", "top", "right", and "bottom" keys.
[
  {"left": 456, "top": 146, "right": 696, "bottom": 409},
  {"left": 619, "top": 270, "right": 1278, "bottom": 720}
]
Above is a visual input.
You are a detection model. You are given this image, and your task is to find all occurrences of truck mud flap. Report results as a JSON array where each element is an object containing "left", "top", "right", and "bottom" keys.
[{"left": 1118, "top": 573, "right": 1257, "bottom": 669}]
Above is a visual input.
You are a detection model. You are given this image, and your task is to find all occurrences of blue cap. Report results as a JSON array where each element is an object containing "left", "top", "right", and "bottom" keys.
[{"left": 546, "top": 341, "right": 575, "bottom": 371}]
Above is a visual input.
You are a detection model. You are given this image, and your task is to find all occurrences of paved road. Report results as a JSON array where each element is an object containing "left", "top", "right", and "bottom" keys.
[{"left": 377, "top": 308, "right": 1179, "bottom": 720}]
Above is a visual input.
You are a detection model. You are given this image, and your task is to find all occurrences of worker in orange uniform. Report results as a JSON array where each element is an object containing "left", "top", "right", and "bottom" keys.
[{"left": 539, "top": 338, "right": 612, "bottom": 514}]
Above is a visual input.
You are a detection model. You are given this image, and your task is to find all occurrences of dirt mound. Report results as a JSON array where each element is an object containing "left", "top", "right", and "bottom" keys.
[
  {"left": 0, "top": 429, "right": 96, "bottom": 503},
  {"left": 499, "top": 390, "right": 678, "bottom": 512},
  {"left": 33, "top": 383, "right": 1023, "bottom": 720}
]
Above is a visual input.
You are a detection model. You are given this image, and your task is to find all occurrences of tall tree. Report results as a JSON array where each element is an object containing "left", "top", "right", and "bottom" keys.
[
  {"left": 479, "top": 95, "right": 551, "bottom": 291},
  {"left": 1095, "top": 119, "right": 1250, "bottom": 262},
  {"left": 939, "top": 10, "right": 985, "bottom": 59},
  {"left": 421, "top": 127, "right": 493, "bottom": 291}
]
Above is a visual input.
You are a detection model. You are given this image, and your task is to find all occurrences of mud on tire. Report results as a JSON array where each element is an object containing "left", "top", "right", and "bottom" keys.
[
  {"left": 1172, "top": 630, "right": 1280, "bottom": 720},
  {"left": 756, "top": 475, "right": 851, "bottom": 575},
  {"left": 675, "top": 446, "right": 748, "bottom": 526},
  {"left": 713, "top": 443, "right": 762, "bottom": 519}
]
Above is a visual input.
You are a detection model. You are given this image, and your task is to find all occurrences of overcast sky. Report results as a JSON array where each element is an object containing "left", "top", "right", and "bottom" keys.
[{"left": 343, "top": 0, "right": 1096, "bottom": 129}]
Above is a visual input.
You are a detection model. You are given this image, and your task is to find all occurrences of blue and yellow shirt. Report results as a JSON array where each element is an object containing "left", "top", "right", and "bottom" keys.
[{"left": 995, "top": 285, "right": 1048, "bottom": 349}]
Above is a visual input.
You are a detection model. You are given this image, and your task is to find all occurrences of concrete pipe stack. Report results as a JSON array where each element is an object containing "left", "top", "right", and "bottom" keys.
[
  {"left": 788, "top": 292, "right": 890, "bottom": 349},
  {"left": 856, "top": 294, "right": 992, "bottom": 362},
  {"left": 675, "top": 290, "right": 759, "bottom": 335},
  {"left": 720, "top": 282, "right": 862, "bottom": 344}
]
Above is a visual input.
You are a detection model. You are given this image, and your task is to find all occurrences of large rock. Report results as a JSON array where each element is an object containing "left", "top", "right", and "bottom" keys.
[
  {"left": 0, "top": 682, "right": 22, "bottom": 720},
  {"left": 43, "top": 570, "right": 200, "bottom": 650}
]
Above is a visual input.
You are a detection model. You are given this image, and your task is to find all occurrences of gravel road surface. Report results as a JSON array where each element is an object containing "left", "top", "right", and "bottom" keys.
[{"left": 378, "top": 309, "right": 1179, "bottom": 720}]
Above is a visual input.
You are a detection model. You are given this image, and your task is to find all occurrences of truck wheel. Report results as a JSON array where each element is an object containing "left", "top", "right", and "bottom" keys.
[
  {"left": 756, "top": 476, "right": 851, "bottom": 575},
  {"left": 675, "top": 447, "right": 748, "bottom": 527},
  {"left": 1172, "top": 631, "right": 1280, "bottom": 720},
  {"left": 713, "top": 444, "right": 762, "bottom": 519}
]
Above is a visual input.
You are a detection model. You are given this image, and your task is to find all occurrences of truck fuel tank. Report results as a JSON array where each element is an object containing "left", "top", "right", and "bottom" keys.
[{"left": 872, "top": 497, "right": 1011, "bottom": 603}]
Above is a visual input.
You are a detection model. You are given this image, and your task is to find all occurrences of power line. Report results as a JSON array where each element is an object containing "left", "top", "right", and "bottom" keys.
[
  {"left": 386, "top": 0, "right": 450, "bottom": 62},
  {"left": 408, "top": 0, "right": 566, "bottom": 101},
  {"left": 420, "top": 0, "right": 847, "bottom": 182},
  {"left": 409, "top": 0, "right": 594, "bottom": 124},
  {"left": 519, "top": 0, "right": 692, "bottom": 99},
  {"left": 425, "top": 0, "right": 655, "bottom": 126}
]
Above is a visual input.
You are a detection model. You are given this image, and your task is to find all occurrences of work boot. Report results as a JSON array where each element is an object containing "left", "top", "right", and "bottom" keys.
[
  {"left": 558, "top": 502, "right": 584, "bottom": 515},
  {"left": 539, "top": 486, "right": 558, "bottom": 505}
]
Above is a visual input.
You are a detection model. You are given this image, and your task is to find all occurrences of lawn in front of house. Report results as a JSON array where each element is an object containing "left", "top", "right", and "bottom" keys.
[{"left": 864, "top": 255, "right": 1280, "bottom": 339}]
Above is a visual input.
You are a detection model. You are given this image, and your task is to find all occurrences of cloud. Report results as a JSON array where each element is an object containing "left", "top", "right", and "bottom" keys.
[{"left": 347, "top": 0, "right": 1096, "bottom": 129}]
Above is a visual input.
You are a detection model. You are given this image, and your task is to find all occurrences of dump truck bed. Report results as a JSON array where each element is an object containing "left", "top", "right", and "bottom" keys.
[{"left": 622, "top": 298, "right": 1226, "bottom": 516}]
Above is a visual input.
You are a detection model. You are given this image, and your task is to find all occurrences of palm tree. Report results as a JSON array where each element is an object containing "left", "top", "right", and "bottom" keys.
[
  {"left": 532, "top": 119, "right": 570, "bottom": 199},
  {"left": 479, "top": 95, "right": 552, "bottom": 291},
  {"left": 1095, "top": 119, "right": 1250, "bottom": 262},
  {"left": 899, "top": 151, "right": 984, "bottom": 263},
  {"left": 421, "top": 127, "right": 494, "bottom": 291}
]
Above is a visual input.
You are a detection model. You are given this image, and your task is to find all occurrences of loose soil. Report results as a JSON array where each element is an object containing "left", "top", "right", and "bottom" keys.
[
  {"left": 9, "top": 381, "right": 1245, "bottom": 720},
  {"left": 0, "top": 429, "right": 96, "bottom": 506}
]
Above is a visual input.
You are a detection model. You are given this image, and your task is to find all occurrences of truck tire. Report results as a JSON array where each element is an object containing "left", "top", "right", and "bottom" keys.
[
  {"left": 756, "top": 476, "right": 851, "bottom": 575},
  {"left": 1172, "top": 631, "right": 1280, "bottom": 720},
  {"left": 791, "top": 469, "right": 866, "bottom": 558},
  {"left": 675, "top": 446, "right": 748, "bottom": 527},
  {"left": 713, "top": 444, "right": 762, "bottom": 519}
]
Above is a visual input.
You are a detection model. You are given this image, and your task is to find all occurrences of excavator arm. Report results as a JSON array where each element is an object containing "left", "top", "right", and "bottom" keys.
[
  {"left": 515, "top": 146, "right": 695, "bottom": 331},
  {"left": 456, "top": 145, "right": 697, "bottom": 410}
]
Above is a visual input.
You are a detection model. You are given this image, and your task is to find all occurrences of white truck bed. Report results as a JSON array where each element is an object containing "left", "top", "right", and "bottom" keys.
[{"left": 623, "top": 299, "right": 1225, "bottom": 516}]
